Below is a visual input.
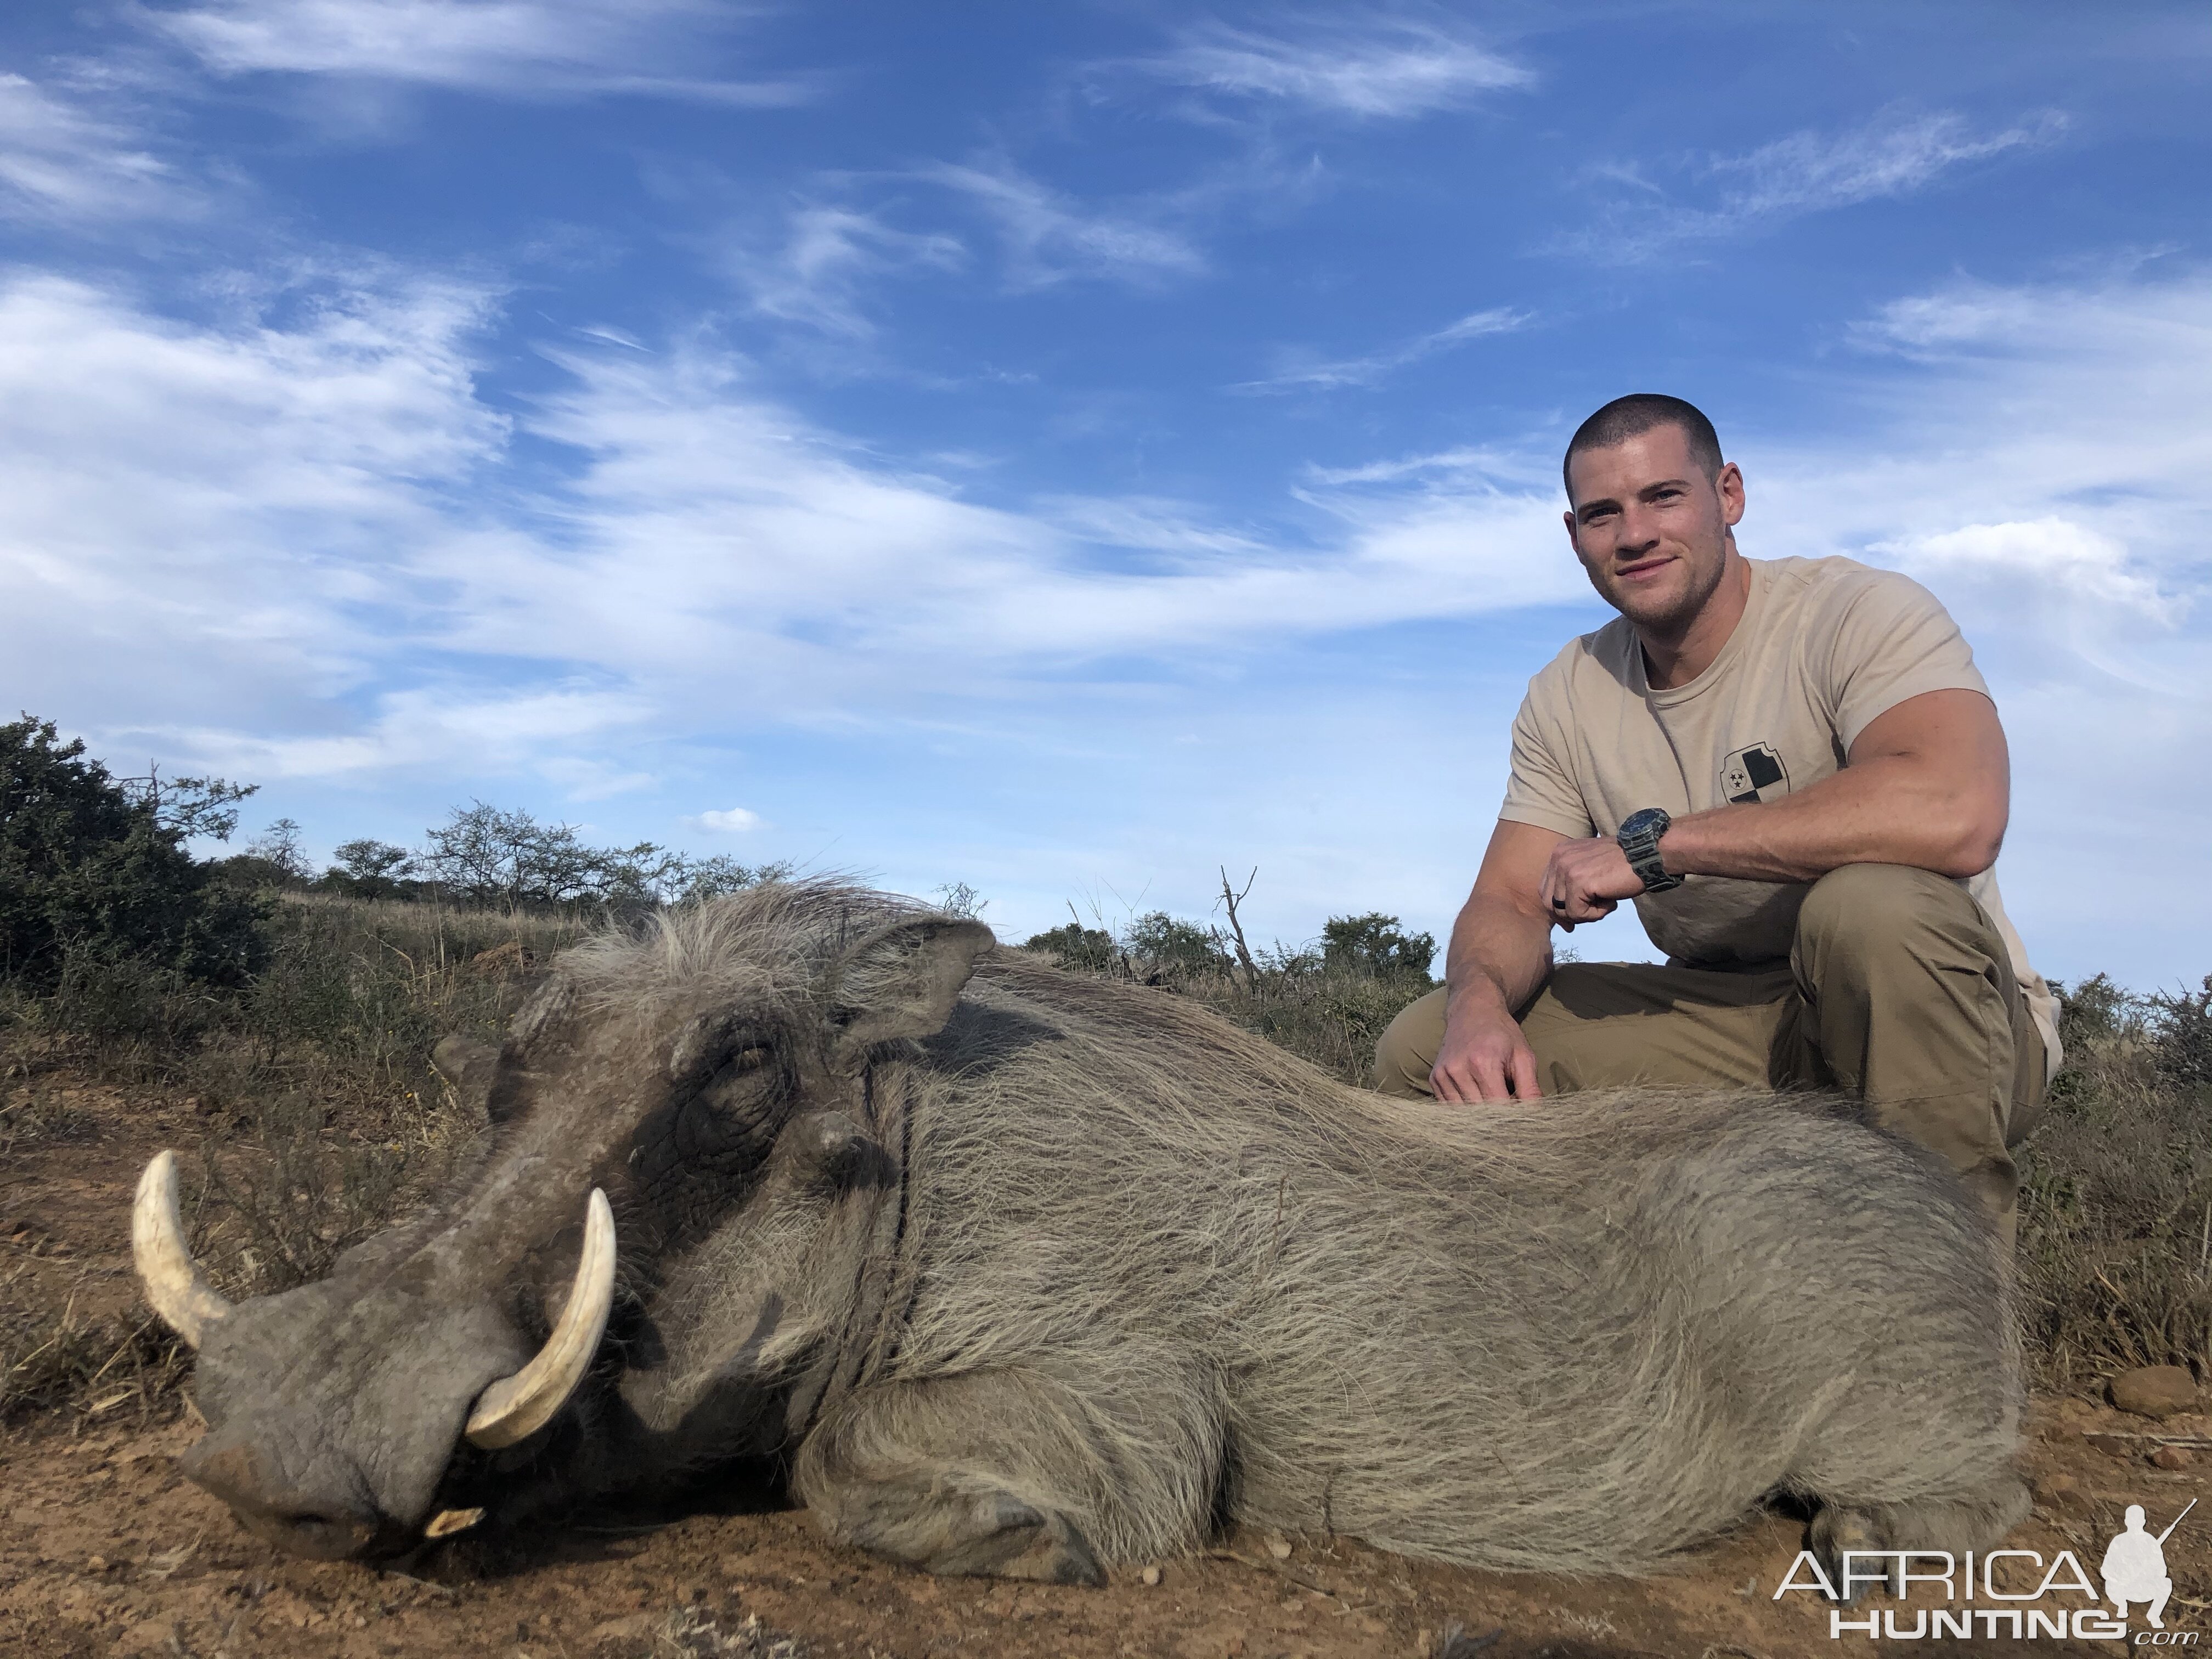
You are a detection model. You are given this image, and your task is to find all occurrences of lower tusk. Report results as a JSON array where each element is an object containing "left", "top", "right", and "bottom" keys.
[
  {"left": 424, "top": 1507, "right": 485, "bottom": 1539},
  {"left": 463, "top": 1189, "right": 616, "bottom": 1449},
  {"left": 132, "top": 1152, "right": 233, "bottom": 1348}
]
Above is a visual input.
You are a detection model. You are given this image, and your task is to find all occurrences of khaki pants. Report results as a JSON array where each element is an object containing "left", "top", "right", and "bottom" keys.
[{"left": 1373, "top": 864, "right": 2046, "bottom": 1246}]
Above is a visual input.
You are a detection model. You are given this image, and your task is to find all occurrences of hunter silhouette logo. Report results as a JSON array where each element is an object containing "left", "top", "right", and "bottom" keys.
[{"left": 2105, "top": 1499, "right": 2193, "bottom": 1629}]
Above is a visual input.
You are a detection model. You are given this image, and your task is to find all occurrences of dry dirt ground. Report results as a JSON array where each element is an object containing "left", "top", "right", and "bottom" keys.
[{"left": 5, "top": 1082, "right": 2209, "bottom": 1659}]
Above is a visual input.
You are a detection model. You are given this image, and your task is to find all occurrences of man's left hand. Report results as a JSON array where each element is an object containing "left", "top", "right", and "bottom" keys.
[{"left": 1538, "top": 835, "right": 1645, "bottom": 927}]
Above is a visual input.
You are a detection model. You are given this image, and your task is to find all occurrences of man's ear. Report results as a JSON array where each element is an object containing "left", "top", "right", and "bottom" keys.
[{"left": 824, "top": 917, "right": 995, "bottom": 1068}]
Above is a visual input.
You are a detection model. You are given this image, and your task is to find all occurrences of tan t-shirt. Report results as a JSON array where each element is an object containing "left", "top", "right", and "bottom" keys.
[{"left": 1498, "top": 554, "right": 2060, "bottom": 1072}]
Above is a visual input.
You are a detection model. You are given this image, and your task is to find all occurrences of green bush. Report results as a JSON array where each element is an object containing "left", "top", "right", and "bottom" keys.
[
  {"left": 1321, "top": 912, "right": 1437, "bottom": 981},
  {"left": 0, "top": 716, "right": 267, "bottom": 990},
  {"left": 2148, "top": 974, "right": 2212, "bottom": 1094},
  {"left": 1124, "top": 911, "right": 1233, "bottom": 980},
  {"left": 1022, "top": 922, "right": 1118, "bottom": 972}
]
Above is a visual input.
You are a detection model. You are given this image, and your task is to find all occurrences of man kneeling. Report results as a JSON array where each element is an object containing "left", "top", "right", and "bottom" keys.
[{"left": 1373, "top": 394, "right": 2057, "bottom": 1246}]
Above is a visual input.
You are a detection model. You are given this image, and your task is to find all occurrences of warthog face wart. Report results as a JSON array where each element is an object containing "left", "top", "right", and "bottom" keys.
[{"left": 137, "top": 887, "right": 993, "bottom": 1559}]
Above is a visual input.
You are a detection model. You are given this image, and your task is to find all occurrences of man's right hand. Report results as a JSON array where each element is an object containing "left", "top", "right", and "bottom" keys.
[
  {"left": 1430, "top": 1000, "right": 1544, "bottom": 1102},
  {"left": 1431, "top": 821, "right": 1568, "bottom": 1102}
]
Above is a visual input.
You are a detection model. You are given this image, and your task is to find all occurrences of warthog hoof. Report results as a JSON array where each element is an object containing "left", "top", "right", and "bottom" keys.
[{"left": 813, "top": 1472, "right": 1106, "bottom": 1585}]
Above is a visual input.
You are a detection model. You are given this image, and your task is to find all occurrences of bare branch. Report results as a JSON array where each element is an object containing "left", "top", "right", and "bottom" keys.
[{"left": 1217, "top": 865, "right": 1261, "bottom": 989}]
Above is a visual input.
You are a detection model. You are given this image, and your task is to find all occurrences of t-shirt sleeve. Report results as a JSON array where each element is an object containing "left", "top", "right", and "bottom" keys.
[
  {"left": 1497, "top": 679, "right": 1596, "bottom": 838},
  {"left": 1824, "top": 569, "right": 1994, "bottom": 751}
]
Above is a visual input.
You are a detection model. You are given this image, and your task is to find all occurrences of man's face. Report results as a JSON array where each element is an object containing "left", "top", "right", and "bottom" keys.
[{"left": 1562, "top": 424, "right": 1744, "bottom": 634}]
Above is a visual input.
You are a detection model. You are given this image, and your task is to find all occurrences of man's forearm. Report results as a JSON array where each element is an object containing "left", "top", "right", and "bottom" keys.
[
  {"left": 1444, "top": 893, "right": 1551, "bottom": 1021},
  {"left": 1659, "top": 753, "right": 2003, "bottom": 884}
]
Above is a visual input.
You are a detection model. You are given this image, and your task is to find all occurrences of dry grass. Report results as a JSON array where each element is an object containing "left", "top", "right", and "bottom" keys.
[
  {"left": 1018, "top": 941, "right": 1434, "bottom": 1089},
  {"left": 0, "top": 1266, "right": 188, "bottom": 1425},
  {"left": 0, "top": 894, "right": 588, "bottom": 1425},
  {"left": 2016, "top": 975, "right": 2212, "bottom": 1389}
]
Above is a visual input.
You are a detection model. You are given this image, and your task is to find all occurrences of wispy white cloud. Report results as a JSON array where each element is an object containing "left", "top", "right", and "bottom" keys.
[
  {"left": 1137, "top": 19, "right": 1531, "bottom": 118},
  {"left": 1564, "top": 109, "right": 2067, "bottom": 262},
  {"left": 1712, "top": 110, "right": 2066, "bottom": 217},
  {"left": 1301, "top": 445, "right": 1539, "bottom": 488},
  {"left": 726, "top": 203, "right": 964, "bottom": 337},
  {"left": 0, "top": 263, "right": 1582, "bottom": 792},
  {"left": 0, "top": 267, "right": 523, "bottom": 774},
  {"left": 919, "top": 159, "right": 1205, "bottom": 291},
  {"left": 0, "top": 72, "right": 199, "bottom": 222},
  {"left": 1759, "top": 272, "right": 2208, "bottom": 689},
  {"left": 1233, "top": 306, "right": 1532, "bottom": 393},
  {"left": 146, "top": 0, "right": 815, "bottom": 103},
  {"left": 1876, "top": 518, "right": 2172, "bottom": 620}
]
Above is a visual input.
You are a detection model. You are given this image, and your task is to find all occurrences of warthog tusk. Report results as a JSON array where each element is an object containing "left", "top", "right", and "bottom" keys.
[
  {"left": 424, "top": 1507, "right": 484, "bottom": 1539},
  {"left": 464, "top": 1189, "right": 616, "bottom": 1450},
  {"left": 132, "top": 1151, "right": 233, "bottom": 1348}
]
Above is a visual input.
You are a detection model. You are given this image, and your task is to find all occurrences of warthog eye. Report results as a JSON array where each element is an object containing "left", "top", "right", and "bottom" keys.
[{"left": 726, "top": 1044, "right": 771, "bottom": 1074}]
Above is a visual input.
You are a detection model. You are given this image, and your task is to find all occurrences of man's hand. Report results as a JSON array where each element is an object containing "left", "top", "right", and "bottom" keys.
[
  {"left": 1537, "top": 834, "right": 1643, "bottom": 927},
  {"left": 1430, "top": 993, "right": 1544, "bottom": 1102},
  {"left": 1432, "top": 821, "right": 1570, "bottom": 1103}
]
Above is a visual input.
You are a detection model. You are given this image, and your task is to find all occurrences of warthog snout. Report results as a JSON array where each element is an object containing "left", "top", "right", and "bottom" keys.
[
  {"left": 137, "top": 1148, "right": 623, "bottom": 1558},
  {"left": 180, "top": 1427, "right": 392, "bottom": 1560}
]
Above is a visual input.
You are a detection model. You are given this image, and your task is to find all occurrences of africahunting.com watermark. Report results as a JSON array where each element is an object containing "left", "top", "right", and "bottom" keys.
[{"left": 1770, "top": 1500, "right": 2197, "bottom": 1643}]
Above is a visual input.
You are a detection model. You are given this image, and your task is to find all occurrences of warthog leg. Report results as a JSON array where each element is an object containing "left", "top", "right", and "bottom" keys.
[
  {"left": 1809, "top": 1476, "right": 2033, "bottom": 1601},
  {"left": 793, "top": 1368, "right": 1214, "bottom": 1585},
  {"left": 807, "top": 1466, "right": 1105, "bottom": 1585}
]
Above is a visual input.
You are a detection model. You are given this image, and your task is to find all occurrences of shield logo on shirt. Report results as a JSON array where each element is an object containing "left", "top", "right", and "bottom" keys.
[{"left": 1720, "top": 741, "right": 1791, "bottom": 806}]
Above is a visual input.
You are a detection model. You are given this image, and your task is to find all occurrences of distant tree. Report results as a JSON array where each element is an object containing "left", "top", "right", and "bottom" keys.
[
  {"left": 417, "top": 802, "right": 782, "bottom": 912},
  {"left": 245, "top": 817, "right": 311, "bottom": 884},
  {"left": 671, "top": 854, "right": 789, "bottom": 904},
  {"left": 320, "top": 838, "right": 417, "bottom": 901},
  {"left": 1321, "top": 912, "right": 1436, "bottom": 983},
  {"left": 934, "top": 881, "right": 986, "bottom": 921},
  {"left": 1022, "top": 922, "right": 1117, "bottom": 972},
  {"left": 0, "top": 715, "right": 267, "bottom": 989}
]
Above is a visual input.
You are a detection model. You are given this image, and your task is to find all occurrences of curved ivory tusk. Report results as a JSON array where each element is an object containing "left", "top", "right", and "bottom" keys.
[
  {"left": 464, "top": 1189, "right": 616, "bottom": 1450},
  {"left": 132, "top": 1151, "right": 233, "bottom": 1348}
]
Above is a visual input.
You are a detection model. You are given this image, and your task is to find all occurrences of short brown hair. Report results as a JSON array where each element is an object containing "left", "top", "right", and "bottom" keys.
[{"left": 1562, "top": 394, "right": 1723, "bottom": 499}]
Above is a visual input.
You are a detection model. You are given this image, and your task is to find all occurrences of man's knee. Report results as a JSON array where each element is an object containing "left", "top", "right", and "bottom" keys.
[
  {"left": 1797, "top": 863, "right": 1975, "bottom": 960},
  {"left": 1373, "top": 986, "right": 1447, "bottom": 1098}
]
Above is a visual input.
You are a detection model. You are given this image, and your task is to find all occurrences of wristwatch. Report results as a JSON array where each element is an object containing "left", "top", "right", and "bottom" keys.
[{"left": 1617, "top": 807, "right": 1684, "bottom": 893}]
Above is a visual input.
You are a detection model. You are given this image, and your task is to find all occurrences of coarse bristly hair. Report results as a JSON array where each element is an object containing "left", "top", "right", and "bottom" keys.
[
  {"left": 576, "top": 883, "right": 2027, "bottom": 1579},
  {"left": 553, "top": 879, "right": 928, "bottom": 1031}
]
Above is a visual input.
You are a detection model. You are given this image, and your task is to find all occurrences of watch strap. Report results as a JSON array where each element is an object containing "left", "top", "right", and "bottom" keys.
[{"left": 1617, "top": 808, "right": 1685, "bottom": 894}]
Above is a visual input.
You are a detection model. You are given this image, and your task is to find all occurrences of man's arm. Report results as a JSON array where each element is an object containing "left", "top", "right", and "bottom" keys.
[
  {"left": 1541, "top": 689, "right": 2009, "bottom": 923},
  {"left": 1432, "top": 820, "right": 1567, "bottom": 1102}
]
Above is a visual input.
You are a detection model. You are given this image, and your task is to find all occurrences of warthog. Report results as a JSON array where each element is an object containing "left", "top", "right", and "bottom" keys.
[{"left": 134, "top": 881, "right": 2027, "bottom": 1583}]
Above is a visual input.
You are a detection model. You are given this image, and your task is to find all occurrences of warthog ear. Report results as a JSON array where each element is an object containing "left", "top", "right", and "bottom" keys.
[
  {"left": 431, "top": 1035, "right": 501, "bottom": 1114},
  {"left": 825, "top": 917, "right": 995, "bottom": 1066}
]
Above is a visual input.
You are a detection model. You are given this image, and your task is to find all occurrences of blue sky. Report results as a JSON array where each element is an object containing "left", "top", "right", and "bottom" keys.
[{"left": 2, "top": 2, "right": 2208, "bottom": 987}]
